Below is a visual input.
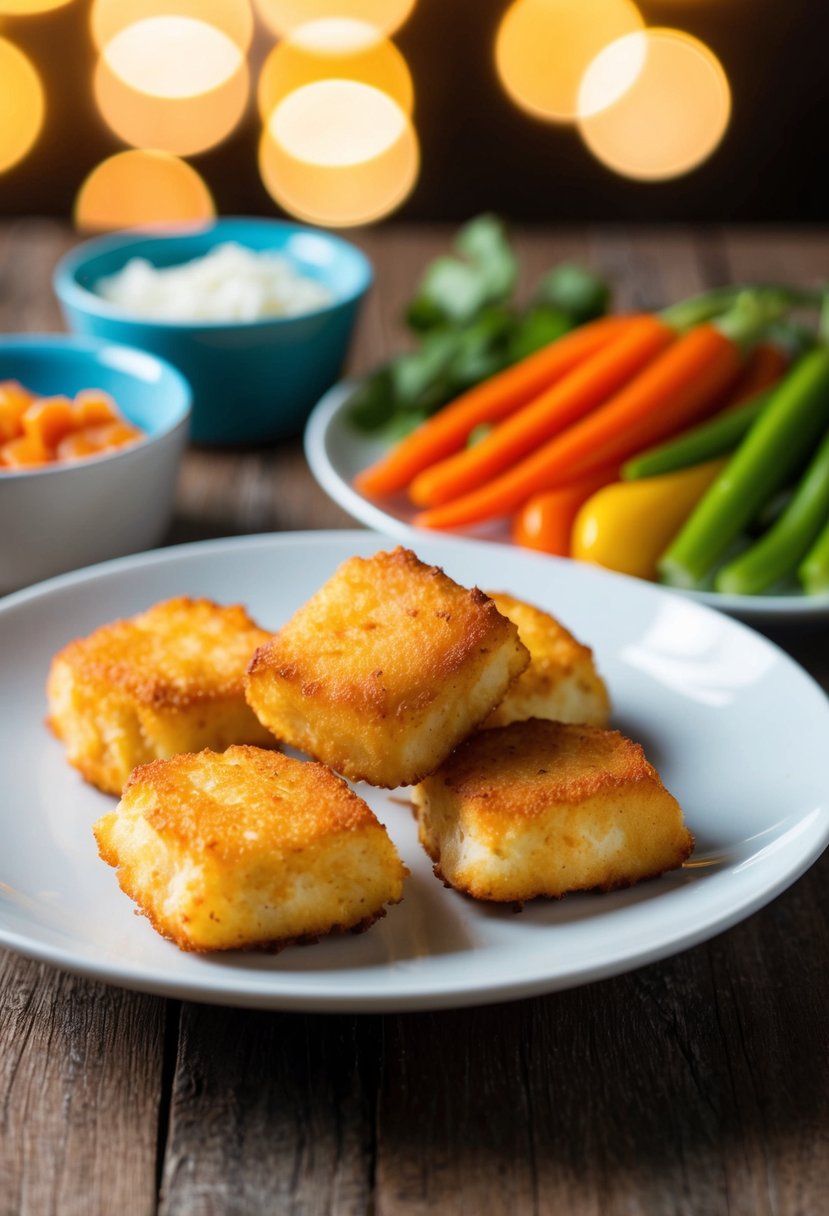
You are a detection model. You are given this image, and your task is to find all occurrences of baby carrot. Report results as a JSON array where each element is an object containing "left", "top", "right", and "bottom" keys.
[
  {"left": 353, "top": 314, "right": 631, "bottom": 499},
  {"left": 409, "top": 315, "right": 673, "bottom": 508},
  {"left": 414, "top": 312, "right": 752, "bottom": 531},
  {"left": 622, "top": 388, "right": 772, "bottom": 480},
  {"left": 511, "top": 466, "right": 620, "bottom": 557}
]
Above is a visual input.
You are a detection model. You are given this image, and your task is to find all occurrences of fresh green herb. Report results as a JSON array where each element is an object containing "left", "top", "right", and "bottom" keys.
[
  {"left": 349, "top": 215, "right": 611, "bottom": 435},
  {"left": 534, "top": 263, "right": 610, "bottom": 325},
  {"left": 406, "top": 214, "right": 518, "bottom": 331}
]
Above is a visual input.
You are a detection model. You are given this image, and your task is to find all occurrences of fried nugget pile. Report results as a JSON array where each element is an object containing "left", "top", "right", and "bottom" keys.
[{"left": 47, "top": 546, "right": 693, "bottom": 953}]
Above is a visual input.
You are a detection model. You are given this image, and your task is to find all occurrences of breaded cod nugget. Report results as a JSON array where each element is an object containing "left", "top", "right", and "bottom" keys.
[
  {"left": 245, "top": 547, "right": 529, "bottom": 788},
  {"left": 482, "top": 593, "right": 610, "bottom": 729},
  {"left": 413, "top": 719, "right": 693, "bottom": 903},
  {"left": 47, "top": 597, "right": 275, "bottom": 795},
  {"left": 94, "top": 745, "right": 407, "bottom": 952}
]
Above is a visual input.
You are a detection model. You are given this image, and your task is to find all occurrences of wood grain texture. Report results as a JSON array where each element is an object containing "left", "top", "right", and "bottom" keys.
[
  {"left": 0, "top": 220, "right": 827, "bottom": 1216},
  {"left": 0, "top": 954, "right": 166, "bottom": 1216},
  {"left": 158, "top": 1007, "right": 381, "bottom": 1216}
]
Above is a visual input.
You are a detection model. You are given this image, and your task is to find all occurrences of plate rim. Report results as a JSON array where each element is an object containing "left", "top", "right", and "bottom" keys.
[
  {"left": 304, "top": 378, "right": 829, "bottom": 622},
  {"left": 2, "top": 528, "right": 828, "bottom": 1012}
]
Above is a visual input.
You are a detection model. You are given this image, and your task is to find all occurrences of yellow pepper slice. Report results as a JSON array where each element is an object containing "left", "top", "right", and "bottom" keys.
[{"left": 572, "top": 458, "right": 728, "bottom": 581}]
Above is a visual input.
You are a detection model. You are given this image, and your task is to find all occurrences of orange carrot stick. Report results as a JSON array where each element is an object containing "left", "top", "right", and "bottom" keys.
[
  {"left": 511, "top": 466, "right": 620, "bottom": 557},
  {"left": 353, "top": 314, "right": 632, "bottom": 499},
  {"left": 415, "top": 322, "right": 745, "bottom": 531},
  {"left": 409, "top": 315, "right": 674, "bottom": 508}
]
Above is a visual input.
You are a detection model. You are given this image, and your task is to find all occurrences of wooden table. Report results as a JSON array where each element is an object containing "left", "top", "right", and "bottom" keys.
[{"left": 2, "top": 221, "right": 828, "bottom": 1216}]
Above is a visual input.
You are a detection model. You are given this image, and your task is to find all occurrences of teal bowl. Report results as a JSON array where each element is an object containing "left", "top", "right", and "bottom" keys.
[
  {"left": 54, "top": 219, "right": 373, "bottom": 445},
  {"left": 0, "top": 334, "right": 190, "bottom": 593}
]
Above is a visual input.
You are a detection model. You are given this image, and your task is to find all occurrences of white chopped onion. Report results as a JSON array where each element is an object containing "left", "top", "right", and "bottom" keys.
[{"left": 95, "top": 242, "right": 334, "bottom": 322}]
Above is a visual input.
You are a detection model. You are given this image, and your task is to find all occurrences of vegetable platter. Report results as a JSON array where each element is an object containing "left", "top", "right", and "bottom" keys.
[{"left": 318, "top": 216, "right": 829, "bottom": 611}]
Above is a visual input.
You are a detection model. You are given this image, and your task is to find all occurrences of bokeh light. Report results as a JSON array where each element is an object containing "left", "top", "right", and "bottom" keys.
[
  {"left": 259, "top": 79, "right": 418, "bottom": 226},
  {"left": 496, "top": 0, "right": 644, "bottom": 123},
  {"left": 253, "top": 0, "right": 415, "bottom": 39},
  {"left": 75, "top": 150, "right": 215, "bottom": 231},
  {"left": 0, "top": 0, "right": 73, "bottom": 13},
  {"left": 578, "top": 28, "right": 731, "bottom": 180},
  {"left": 90, "top": 0, "right": 253, "bottom": 53},
  {"left": 102, "top": 17, "right": 242, "bottom": 97},
  {"left": 257, "top": 18, "right": 414, "bottom": 122},
  {"left": 0, "top": 38, "right": 44, "bottom": 174},
  {"left": 94, "top": 55, "right": 249, "bottom": 156}
]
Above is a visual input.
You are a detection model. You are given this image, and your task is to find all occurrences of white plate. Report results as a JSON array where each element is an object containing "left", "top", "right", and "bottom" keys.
[
  {"left": 305, "top": 380, "right": 829, "bottom": 622},
  {"left": 1, "top": 530, "right": 828, "bottom": 1012}
]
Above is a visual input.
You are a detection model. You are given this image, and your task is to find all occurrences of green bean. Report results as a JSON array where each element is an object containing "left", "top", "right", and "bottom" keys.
[
  {"left": 622, "top": 390, "right": 771, "bottom": 480},
  {"left": 799, "top": 515, "right": 829, "bottom": 594},
  {"left": 715, "top": 426, "right": 829, "bottom": 594},
  {"left": 659, "top": 349, "right": 829, "bottom": 588}
]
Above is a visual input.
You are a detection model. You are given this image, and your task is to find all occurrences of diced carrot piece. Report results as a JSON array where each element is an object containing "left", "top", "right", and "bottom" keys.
[
  {"left": 0, "top": 381, "right": 34, "bottom": 442},
  {"left": 55, "top": 431, "right": 102, "bottom": 461},
  {"left": 72, "top": 389, "right": 120, "bottom": 428},
  {"left": 78, "top": 421, "right": 143, "bottom": 453},
  {"left": 22, "top": 396, "right": 76, "bottom": 453},
  {"left": 1, "top": 432, "right": 51, "bottom": 468}
]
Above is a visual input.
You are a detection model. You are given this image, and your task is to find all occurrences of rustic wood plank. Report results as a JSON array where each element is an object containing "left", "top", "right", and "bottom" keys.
[
  {"left": 375, "top": 858, "right": 829, "bottom": 1216},
  {"left": 0, "top": 218, "right": 75, "bottom": 333},
  {"left": 720, "top": 228, "right": 829, "bottom": 287},
  {"left": 0, "top": 954, "right": 167, "bottom": 1216},
  {"left": 589, "top": 226, "right": 718, "bottom": 312},
  {"left": 158, "top": 1007, "right": 380, "bottom": 1216}
]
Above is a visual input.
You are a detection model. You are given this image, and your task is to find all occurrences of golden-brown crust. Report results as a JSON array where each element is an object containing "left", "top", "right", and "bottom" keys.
[
  {"left": 94, "top": 745, "right": 408, "bottom": 952},
  {"left": 50, "top": 597, "right": 271, "bottom": 710},
  {"left": 482, "top": 592, "right": 611, "bottom": 729},
  {"left": 245, "top": 547, "right": 529, "bottom": 787},
  {"left": 47, "top": 597, "right": 276, "bottom": 794},
  {"left": 125, "top": 745, "right": 380, "bottom": 863},
  {"left": 247, "top": 549, "right": 520, "bottom": 717},
  {"left": 434, "top": 719, "right": 656, "bottom": 817},
  {"left": 413, "top": 719, "right": 693, "bottom": 903}
]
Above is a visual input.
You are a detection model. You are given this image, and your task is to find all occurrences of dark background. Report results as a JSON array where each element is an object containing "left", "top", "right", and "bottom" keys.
[{"left": 0, "top": 0, "right": 825, "bottom": 223}]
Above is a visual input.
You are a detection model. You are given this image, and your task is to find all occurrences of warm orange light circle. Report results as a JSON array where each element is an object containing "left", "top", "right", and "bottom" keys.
[
  {"left": 495, "top": 0, "right": 644, "bottom": 123},
  {"left": 0, "top": 37, "right": 44, "bottom": 174},
  {"left": 94, "top": 55, "right": 249, "bottom": 156},
  {"left": 253, "top": 0, "right": 415, "bottom": 39},
  {"left": 102, "top": 17, "right": 242, "bottom": 98},
  {"left": 272, "top": 78, "right": 408, "bottom": 165},
  {"left": 75, "top": 150, "right": 215, "bottom": 232},
  {"left": 578, "top": 29, "right": 731, "bottom": 180},
  {"left": 0, "top": 1, "right": 73, "bottom": 13},
  {"left": 259, "top": 80, "right": 419, "bottom": 226},
  {"left": 257, "top": 18, "right": 414, "bottom": 122},
  {"left": 90, "top": 0, "right": 254, "bottom": 53}
]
